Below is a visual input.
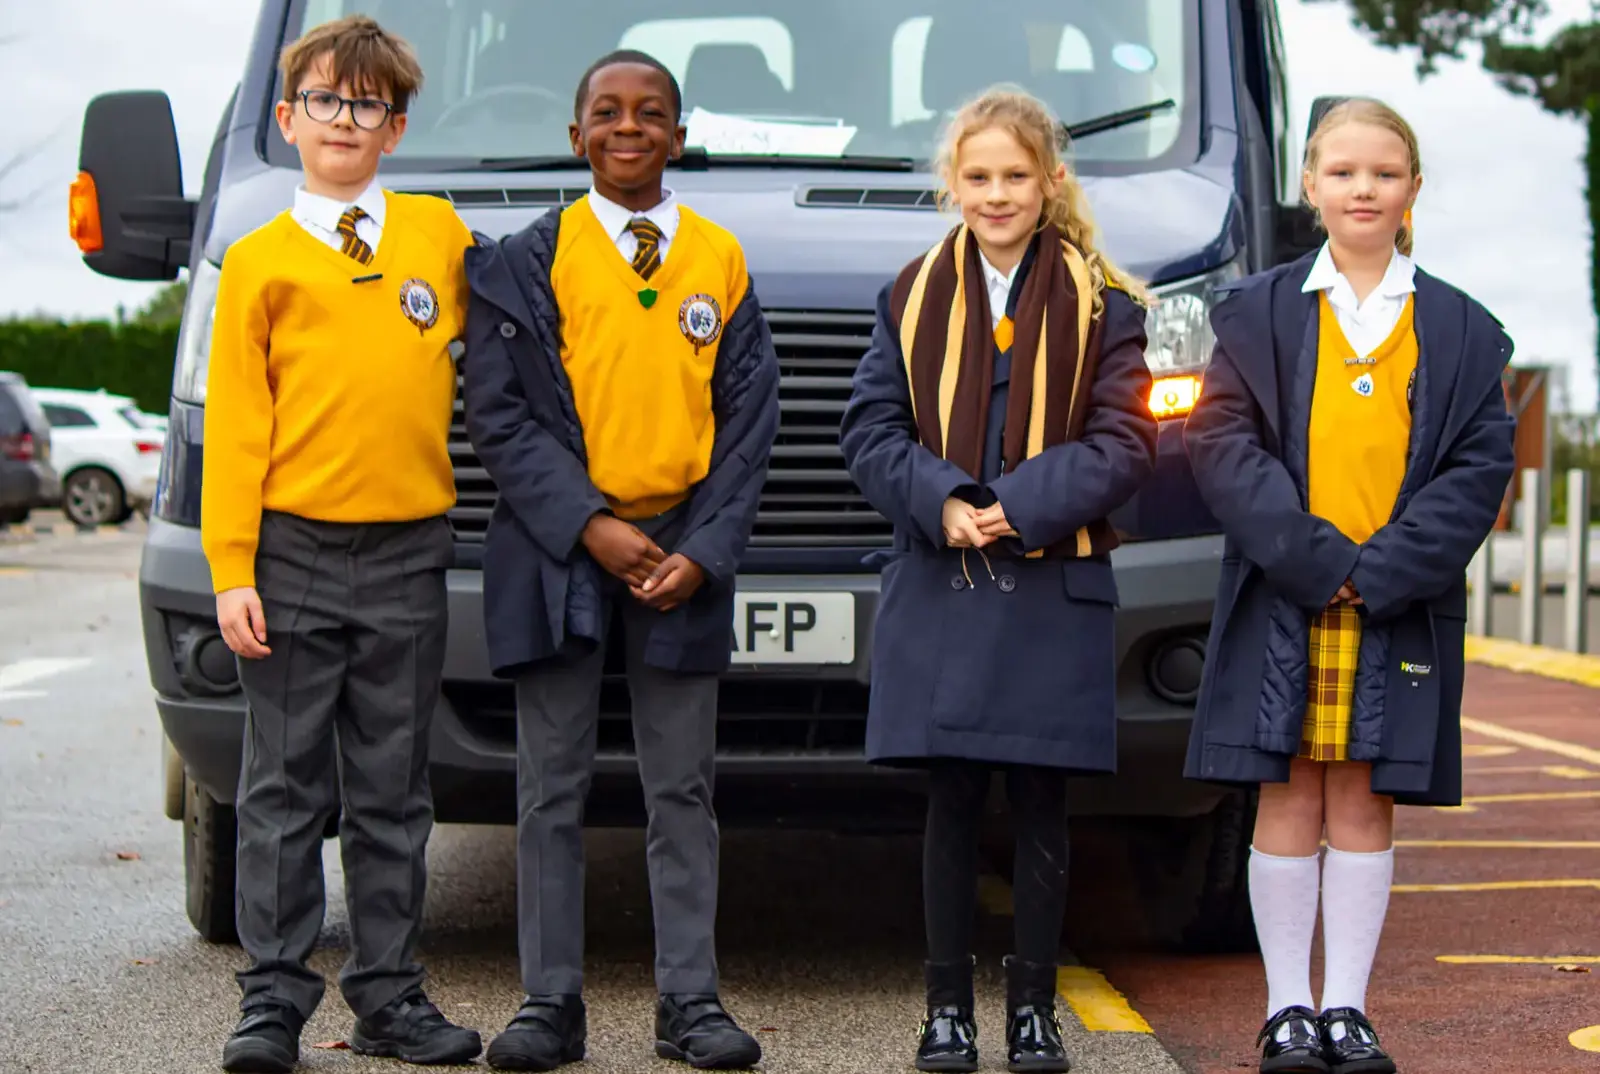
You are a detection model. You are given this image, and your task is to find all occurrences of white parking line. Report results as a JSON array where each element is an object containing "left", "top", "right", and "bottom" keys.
[{"left": 0, "top": 658, "right": 93, "bottom": 702}]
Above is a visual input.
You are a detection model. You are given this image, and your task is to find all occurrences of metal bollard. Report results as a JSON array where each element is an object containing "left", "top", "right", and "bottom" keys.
[
  {"left": 1566, "top": 468, "right": 1591, "bottom": 653},
  {"left": 1519, "top": 468, "right": 1544, "bottom": 646},
  {"left": 1468, "top": 538, "right": 1493, "bottom": 637}
]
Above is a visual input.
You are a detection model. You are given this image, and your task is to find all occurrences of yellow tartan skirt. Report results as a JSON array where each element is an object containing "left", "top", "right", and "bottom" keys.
[{"left": 1300, "top": 602, "right": 1361, "bottom": 762}]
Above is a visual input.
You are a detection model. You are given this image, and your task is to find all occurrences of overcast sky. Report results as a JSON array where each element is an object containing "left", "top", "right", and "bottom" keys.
[{"left": 1, "top": 0, "right": 1594, "bottom": 410}]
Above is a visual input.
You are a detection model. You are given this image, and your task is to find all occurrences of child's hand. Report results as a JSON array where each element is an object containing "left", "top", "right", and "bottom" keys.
[
  {"left": 582, "top": 514, "right": 667, "bottom": 588},
  {"left": 973, "top": 502, "right": 1019, "bottom": 539},
  {"left": 217, "top": 587, "right": 271, "bottom": 659},
  {"left": 632, "top": 553, "right": 706, "bottom": 613},
  {"left": 941, "top": 497, "right": 991, "bottom": 548},
  {"left": 1330, "top": 580, "right": 1365, "bottom": 606}
]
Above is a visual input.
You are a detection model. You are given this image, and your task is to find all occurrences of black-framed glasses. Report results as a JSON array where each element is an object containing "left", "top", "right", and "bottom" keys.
[{"left": 298, "top": 89, "right": 393, "bottom": 130}]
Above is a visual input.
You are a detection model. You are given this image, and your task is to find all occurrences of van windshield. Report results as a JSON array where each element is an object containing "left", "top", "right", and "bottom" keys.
[{"left": 278, "top": 0, "right": 1198, "bottom": 171}]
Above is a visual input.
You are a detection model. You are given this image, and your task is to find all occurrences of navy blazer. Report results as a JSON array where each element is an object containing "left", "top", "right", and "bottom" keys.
[
  {"left": 1181, "top": 251, "right": 1515, "bottom": 806},
  {"left": 459, "top": 209, "right": 780, "bottom": 677}
]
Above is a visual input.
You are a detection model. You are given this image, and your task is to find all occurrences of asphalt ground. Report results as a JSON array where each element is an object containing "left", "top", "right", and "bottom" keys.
[{"left": 2, "top": 516, "right": 1597, "bottom": 1072}]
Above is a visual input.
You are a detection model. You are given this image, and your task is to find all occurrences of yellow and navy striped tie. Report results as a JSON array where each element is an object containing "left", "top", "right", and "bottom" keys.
[
  {"left": 629, "top": 218, "right": 663, "bottom": 280},
  {"left": 337, "top": 206, "right": 374, "bottom": 265}
]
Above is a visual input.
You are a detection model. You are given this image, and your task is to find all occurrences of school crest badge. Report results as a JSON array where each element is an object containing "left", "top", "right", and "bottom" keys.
[
  {"left": 678, "top": 293, "right": 723, "bottom": 354},
  {"left": 399, "top": 278, "right": 440, "bottom": 334},
  {"left": 1351, "top": 373, "right": 1375, "bottom": 398}
]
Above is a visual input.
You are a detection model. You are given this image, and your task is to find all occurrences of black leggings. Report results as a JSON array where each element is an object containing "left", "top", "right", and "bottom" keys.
[{"left": 923, "top": 761, "right": 1070, "bottom": 965}]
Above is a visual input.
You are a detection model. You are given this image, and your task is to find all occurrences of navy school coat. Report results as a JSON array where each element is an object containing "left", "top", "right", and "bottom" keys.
[
  {"left": 459, "top": 209, "right": 780, "bottom": 678},
  {"left": 1181, "top": 252, "right": 1516, "bottom": 806},
  {"left": 839, "top": 281, "right": 1157, "bottom": 771}
]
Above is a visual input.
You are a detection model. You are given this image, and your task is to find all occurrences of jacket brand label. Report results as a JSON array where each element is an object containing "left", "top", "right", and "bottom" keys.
[{"left": 1400, "top": 661, "right": 1432, "bottom": 676}]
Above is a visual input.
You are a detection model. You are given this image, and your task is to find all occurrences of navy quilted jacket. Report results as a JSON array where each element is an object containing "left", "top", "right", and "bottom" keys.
[
  {"left": 459, "top": 208, "right": 780, "bottom": 678},
  {"left": 1180, "top": 251, "right": 1515, "bottom": 807}
]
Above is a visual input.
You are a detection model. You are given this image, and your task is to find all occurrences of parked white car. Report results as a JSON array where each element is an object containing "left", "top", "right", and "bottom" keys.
[{"left": 31, "top": 387, "right": 164, "bottom": 527}]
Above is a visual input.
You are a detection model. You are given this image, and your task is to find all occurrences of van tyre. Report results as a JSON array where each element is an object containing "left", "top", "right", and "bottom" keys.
[
  {"left": 1128, "top": 789, "right": 1258, "bottom": 954},
  {"left": 183, "top": 773, "right": 239, "bottom": 944}
]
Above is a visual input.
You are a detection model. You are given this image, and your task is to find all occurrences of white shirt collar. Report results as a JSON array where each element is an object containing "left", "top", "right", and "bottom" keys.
[
  {"left": 294, "top": 178, "right": 386, "bottom": 233},
  {"left": 1301, "top": 241, "right": 1416, "bottom": 310},
  {"left": 978, "top": 251, "right": 1019, "bottom": 315},
  {"left": 587, "top": 186, "right": 680, "bottom": 243}
]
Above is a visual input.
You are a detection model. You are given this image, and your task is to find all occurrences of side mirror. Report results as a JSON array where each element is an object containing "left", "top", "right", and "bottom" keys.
[{"left": 70, "top": 90, "right": 196, "bottom": 281}]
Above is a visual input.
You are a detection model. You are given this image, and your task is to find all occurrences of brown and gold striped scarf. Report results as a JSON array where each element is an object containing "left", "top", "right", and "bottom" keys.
[{"left": 887, "top": 221, "right": 1111, "bottom": 559}]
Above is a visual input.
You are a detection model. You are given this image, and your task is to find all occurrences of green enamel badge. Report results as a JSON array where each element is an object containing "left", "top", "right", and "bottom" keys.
[{"left": 638, "top": 288, "right": 658, "bottom": 309}]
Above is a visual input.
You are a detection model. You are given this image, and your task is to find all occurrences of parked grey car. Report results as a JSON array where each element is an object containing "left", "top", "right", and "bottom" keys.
[{"left": 0, "top": 371, "right": 60, "bottom": 525}]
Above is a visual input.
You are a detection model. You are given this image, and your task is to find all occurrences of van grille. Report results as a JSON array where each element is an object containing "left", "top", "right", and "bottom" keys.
[{"left": 446, "top": 309, "right": 893, "bottom": 550}]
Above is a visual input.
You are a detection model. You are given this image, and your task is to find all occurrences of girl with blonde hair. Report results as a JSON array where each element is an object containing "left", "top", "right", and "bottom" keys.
[
  {"left": 1182, "top": 97, "right": 1516, "bottom": 1072},
  {"left": 840, "top": 84, "right": 1158, "bottom": 1073}
]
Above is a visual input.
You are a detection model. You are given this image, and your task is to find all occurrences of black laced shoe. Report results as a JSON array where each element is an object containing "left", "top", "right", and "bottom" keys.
[
  {"left": 348, "top": 991, "right": 482, "bottom": 1065},
  {"left": 915, "top": 958, "right": 979, "bottom": 1073},
  {"left": 654, "top": 994, "right": 762, "bottom": 1069},
  {"left": 1318, "top": 1008, "right": 1396, "bottom": 1074},
  {"left": 1256, "top": 1005, "right": 1330, "bottom": 1073},
  {"left": 1003, "top": 956, "right": 1071, "bottom": 1072},
  {"left": 222, "top": 1003, "right": 304, "bottom": 1074}
]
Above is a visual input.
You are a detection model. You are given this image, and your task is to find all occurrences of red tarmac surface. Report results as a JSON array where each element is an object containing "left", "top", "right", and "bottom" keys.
[{"left": 1080, "top": 663, "right": 1600, "bottom": 1073}]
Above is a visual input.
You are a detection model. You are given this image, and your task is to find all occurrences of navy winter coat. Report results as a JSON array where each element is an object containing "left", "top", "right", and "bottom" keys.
[
  {"left": 459, "top": 209, "right": 780, "bottom": 678},
  {"left": 1181, "top": 252, "right": 1516, "bottom": 806},
  {"left": 840, "top": 282, "right": 1157, "bottom": 771}
]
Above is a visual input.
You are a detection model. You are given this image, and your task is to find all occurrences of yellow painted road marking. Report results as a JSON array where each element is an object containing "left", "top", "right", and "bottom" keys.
[
  {"left": 1459, "top": 790, "right": 1600, "bottom": 805},
  {"left": 1397, "top": 840, "right": 1600, "bottom": 849},
  {"left": 1465, "top": 636, "right": 1600, "bottom": 689},
  {"left": 1465, "top": 764, "right": 1600, "bottom": 779},
  {"left": 1394, "top": 879, "right": 1600, "bottom": 894},
  {"left": 0, "top": 567, "right": 30, "bottom": 576},
  {"left": 1462, "top": 743, "right": 1520, "bottom": 758},
  {"left": 1571, "top": 1026, "right": 1600, "bottom": 1052},
  {"left": 1461, "top": 717, "right": 1600, "bottom": 767},
  {"left": 1438, "top": 955, "right": 1600, "bottom": 964},
  {"left": 1056, "top": 966, "right": 1153, "bottom": 1033}
]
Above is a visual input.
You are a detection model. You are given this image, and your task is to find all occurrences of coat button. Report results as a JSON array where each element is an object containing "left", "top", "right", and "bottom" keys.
[
  {"left": 998, "top": 574, "right": 1016, "bottom": 593},
  {"left": 499, "top": 321, "right": 516, "bottom": 338},
  {"left": 949, "top": 575, "right": 966, "bottom": 590}
]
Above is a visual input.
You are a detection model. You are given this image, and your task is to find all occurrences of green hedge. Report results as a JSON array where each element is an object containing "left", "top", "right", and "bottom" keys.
[{"left": 0, "top": 321, "right": 179, "bottom": 414}]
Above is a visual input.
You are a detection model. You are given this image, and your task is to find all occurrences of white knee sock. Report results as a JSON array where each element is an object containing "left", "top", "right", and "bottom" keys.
[
  {"left": 1248, "top": 847, "right": 1321, "bottom": 1018},
  {"left": 1319, "top": 845, "right": 1395, "bottom": 1012}
]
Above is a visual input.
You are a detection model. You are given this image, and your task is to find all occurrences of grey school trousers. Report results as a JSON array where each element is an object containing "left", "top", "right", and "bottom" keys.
[
  {"left": 232, "top": 509, "right": 453, "bottom": 1021},
  {"left": 513, "top": 505, "right": 722, "bottom": 997}
]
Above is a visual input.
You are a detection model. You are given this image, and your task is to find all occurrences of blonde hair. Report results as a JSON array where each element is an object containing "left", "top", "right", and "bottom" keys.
[
  {"left": 1302, "top": 97, "right": 1421, "bottom": 257},
  {"left": 934, "top": 85, "right": 1153, "bottom": 313}
]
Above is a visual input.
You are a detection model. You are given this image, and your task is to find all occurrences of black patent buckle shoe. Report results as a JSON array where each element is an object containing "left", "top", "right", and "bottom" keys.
[
  {"left": 915, "top": 1006, "right": 979, "bottom": 1073},
  {"left": 1006, "top": 1002, "right": 1070, "bottom": 1072},
  {"left": 1256, "top": 1005, "right": 1330, "bottom": 1073},
  {"left": 486, "top": 995, "right": 587, "bottom": 1071},
  {"left": 1318, "top": 1008, "right": 1396, "bottom": 1074},
  {"left": 222, "top": 1004, "right": 304, "bottom": 1074},
  {"left": 349, "top": 991, "right": 483, "bottom": 1065},
  {"left": 654, "top": 994, "right": 762, "bottom": 1070}
]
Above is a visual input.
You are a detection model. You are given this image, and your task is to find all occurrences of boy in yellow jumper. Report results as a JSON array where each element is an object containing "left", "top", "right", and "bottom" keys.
[
  {"left": 201, "top": 15, "right": 481, "bottom": 1073},
  {"left": 461, "top": 49, "right": 778, "bottom": 1073}
]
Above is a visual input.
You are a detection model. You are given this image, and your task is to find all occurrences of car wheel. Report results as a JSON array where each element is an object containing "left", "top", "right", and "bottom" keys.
[
  {"left": 62, "top": 466, "right": 126, "bottom": 528},
  {"left": 183, "top": 773, "right": 239, "bottom": 945},
  {"left": 1127, "top": 788, "right": 1259, "bottom": 954}
]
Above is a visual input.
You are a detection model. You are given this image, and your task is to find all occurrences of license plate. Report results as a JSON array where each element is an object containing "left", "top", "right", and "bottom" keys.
[{"left": 730, "top": 592, "right": 855, "bottom": 664}]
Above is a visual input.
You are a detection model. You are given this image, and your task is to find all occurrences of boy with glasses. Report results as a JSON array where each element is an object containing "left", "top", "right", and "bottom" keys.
[{"left": 202, "top": 14, "right": 480, "bottom": 1072}]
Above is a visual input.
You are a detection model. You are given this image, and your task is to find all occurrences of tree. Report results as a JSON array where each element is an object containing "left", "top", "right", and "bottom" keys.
[
  {"left": 0, "top": 35, "right": 54, "bottom": 216},
  {"left": 1310, "top": 0, "right": 1599, "bottom": 387},
  {"left": 133, "top": 279, "right": 189, "bottom": 326}
]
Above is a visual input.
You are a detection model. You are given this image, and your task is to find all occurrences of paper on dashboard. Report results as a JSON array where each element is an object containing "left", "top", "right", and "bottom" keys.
[{"left": 684, "top": 107, "right": 858, "bottom": 157}]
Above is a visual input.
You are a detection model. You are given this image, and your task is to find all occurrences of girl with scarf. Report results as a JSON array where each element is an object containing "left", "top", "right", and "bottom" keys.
[
  {"left": 839, "top": 86, "right": 1159, "bottom": 1073},
  {"left": 1182, "top": 98, "right": 1516, "bottom": 1073}
]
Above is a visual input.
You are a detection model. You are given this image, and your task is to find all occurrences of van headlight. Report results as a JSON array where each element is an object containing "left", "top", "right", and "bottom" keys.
[
  {"left": 172, "top": 258, "right": 221, "bottom": 405},
  {"left": 1142, "top": 261, "right": 1244, "bottom": 419}
]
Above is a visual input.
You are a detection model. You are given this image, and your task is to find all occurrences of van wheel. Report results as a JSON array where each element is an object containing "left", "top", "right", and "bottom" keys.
[
  {"left": 183, "top": 774, "right": 239, "bottom": 945},
  {"left": 1128, "top": 789, "right": 1259, "bottom": 954}
]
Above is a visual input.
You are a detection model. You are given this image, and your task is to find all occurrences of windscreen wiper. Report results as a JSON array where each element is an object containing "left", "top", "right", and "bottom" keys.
[
  {"left": 1064, "top": 99, "right": 1177, "bottom": 141},
  {"left": 471, "top": 155, "right": 591, "bottom": 172}
]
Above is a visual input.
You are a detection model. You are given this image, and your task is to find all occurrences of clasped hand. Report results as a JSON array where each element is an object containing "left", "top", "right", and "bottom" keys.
[
  {"left": 941, "top": 497, "right": 1018, "bottom": 549},
  {"left": 581, "top": 514, "right": 705, "bottom": 612},
  {"left": 1329, "top": 579, "right": 1365, "bottom": 607}
]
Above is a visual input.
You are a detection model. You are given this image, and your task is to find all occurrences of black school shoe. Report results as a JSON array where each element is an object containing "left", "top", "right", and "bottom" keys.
[
  {"left": 1318, "top": 1008, "right": 1396, "bottom": 1074},
  {"left": 1256, "top": 1005, "right": 1331, "bottom": 1073},
  {"left": 915, "top": 959, "right": 979, "bottom": 1073},
  {"left": 1003, "top": 956, "right": 1071, "bottom": 1072},
  {"left": 485, "top": 995, "right": 587, "bottom": 1071},
  {"left": 222, "top": 1003, "right": 304, "bottom": 1074},
  {"left": 655, "top": 994, "right": 763, "bottom": 1069},
  {"left": 347, "top": 991, "right": 483, "bottom": 1065}
]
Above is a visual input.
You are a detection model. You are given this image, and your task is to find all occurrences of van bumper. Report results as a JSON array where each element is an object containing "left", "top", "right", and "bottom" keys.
[{"left": 141, "top": 517, "right": 1227, "bottom": 829}]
